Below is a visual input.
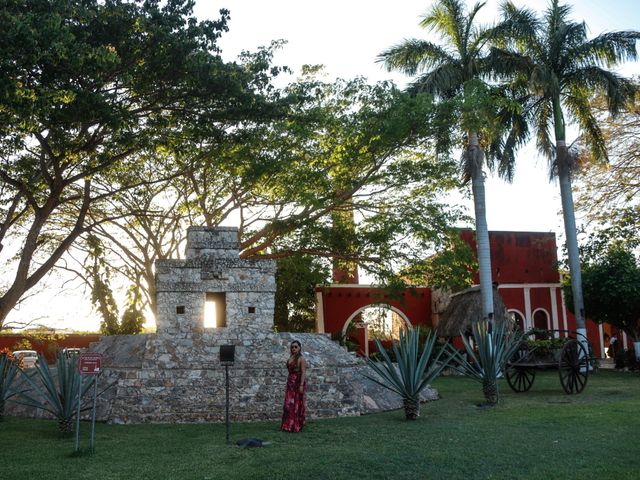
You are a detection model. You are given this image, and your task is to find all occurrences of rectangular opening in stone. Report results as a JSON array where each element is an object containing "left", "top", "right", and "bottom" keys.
[
  {"left": 204, "top": 292, "right": 226, "bottom": 328},
  {"left": 176, "top": 306, "right": 185, "bottom": 314}
]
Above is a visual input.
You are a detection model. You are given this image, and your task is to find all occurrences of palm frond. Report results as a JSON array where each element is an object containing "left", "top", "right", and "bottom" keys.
[
  {"left": 573, "top": 31, "right": 640, "bottom": 67},
  {"left": 420, "top": 0, "right": 467, "bottom": 54},
  {"left": 494, "top": 1, "right": 539, "bottom": 50},
  {"left": 533, "top": 99, "right": 554, "bottom": 161},
  {"left": 378, "top": 40, "right": 453, "bottom": 76},
  {"left": 486, "top": 86, "right": 533, "bottom": 181},
  {"left": 563, "top": 83, "right": 607, "bottom": 163},
  {"left": 567, "top": 66, "right": 637, "bottom": 116},
  {"left": 407, "top": 63, "right": 464, "bottom": 98},
  {"left": 463, "top": 1, "right": 488, "bottom": 54},
  {"left": 486, "top": 47, "right": 534, "bottom": 79}
]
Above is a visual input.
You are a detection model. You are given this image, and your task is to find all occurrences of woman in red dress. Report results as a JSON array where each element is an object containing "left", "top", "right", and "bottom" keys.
[{"left": 281, "top": 340, "right": 307, "bottom": 432}]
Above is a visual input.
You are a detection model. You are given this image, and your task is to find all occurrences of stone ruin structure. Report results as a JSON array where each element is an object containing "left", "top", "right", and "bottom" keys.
[{"left": 7, "top": 227, "right": 437, "bottom": 423}]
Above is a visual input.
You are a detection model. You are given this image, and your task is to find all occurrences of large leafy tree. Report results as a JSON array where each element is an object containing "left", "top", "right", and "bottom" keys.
[
  {"left": 564, "top": 238, "right": 640, "bottom": 344},
  {"left": 71, "top": 75, "right": 465, "bottom": 327},
  {"left": 493, "top": 0, "right": 640, "bottom": 341},
  {"left": 574, "top": 92, "right": 640, "bottom": 230},
  {"left": 0, "top": 0, "right": 275, "bottom": 330},
  {"left": 378, "top": 0, "right": 523, "bottom": 322}
]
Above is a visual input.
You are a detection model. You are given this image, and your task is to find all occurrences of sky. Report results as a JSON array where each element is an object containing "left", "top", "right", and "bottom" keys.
[
  {"left": 197, "top": 0, "right": 640, "bottom": 233},
  {"left": 7, "top": 0, "right": 640, "bottom": 332}
]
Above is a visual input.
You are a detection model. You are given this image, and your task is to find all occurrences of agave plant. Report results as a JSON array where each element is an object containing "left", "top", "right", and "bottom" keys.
[
  {"left": 450, "top": 318, "right": 524, "bottom": 405},
  {"left": 0, "top": 349, "right": 22, "bottom": 420},
  {"left": 364, "top": 327, "right": 452, "bottom": 420},
  {"left": 15, "top": 351, "right": 96, "bottom": 433}
]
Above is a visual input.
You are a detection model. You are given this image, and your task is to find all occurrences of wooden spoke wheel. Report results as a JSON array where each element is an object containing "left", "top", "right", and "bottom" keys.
[
  {"left": 558, "top": 339, "right": 589, "bottom": 394},
  {"left": 506, "top": 365, "right": 536, "bottom": 393},
  {"left": 505, "top": 346, "right": 536, "bottom": 393}
]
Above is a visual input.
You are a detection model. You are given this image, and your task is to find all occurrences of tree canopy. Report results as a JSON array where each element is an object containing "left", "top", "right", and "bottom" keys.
[
  {"left": 564, "top": 239, "right": 640, "bottom": 342},
  {"left": 492, "top": 0, "right": 639, "bottom": 340},
  {"left": 0, "top": 1, "right": 466, "bottom": 331},
  {"left": 70, "top": 75, "right": 466, "bottom": 322},
  {"left": 0, "top": 0, "right": 285, "bottom": 330},
  {"left": 574, "top": 91, "right": 640, "bottom": 232}
]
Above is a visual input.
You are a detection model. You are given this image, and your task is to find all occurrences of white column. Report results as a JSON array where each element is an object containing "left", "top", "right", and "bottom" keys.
[
  {"left": 560, "top": 289, "right": 569, "bottom": 331},
  {"left": 364, "top": 325, "right": 369, "bottom": 358},
  {"left": 550, "top": 287, "right": 559, "bottom": 334},
  {"left": 524, "top": 287, "right": 532, "bottom": 330},
  {"left": 598, "top": 323, "right": 605, "bottom": 359},
  {"left": 315, "top": 290, "right": 325, "bottom": 333}
]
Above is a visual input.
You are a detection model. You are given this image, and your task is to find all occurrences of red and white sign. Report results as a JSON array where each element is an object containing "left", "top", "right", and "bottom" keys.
[{"left": 78, "top": 353, "right": 103, "bottom": 375}]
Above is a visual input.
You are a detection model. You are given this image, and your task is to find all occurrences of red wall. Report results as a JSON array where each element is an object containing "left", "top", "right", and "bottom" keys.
[
  {"left": 0, "top": 334, "right": 101, "bottom": 364},
  {"left": 461, "top": 230, "right": 560, "bottom": 284},
  {"left": 317, "top": 230, "right": 616, "bottom": 358},
  {"left": 318, "top": 286, "right": 433, "bottom": 355}
]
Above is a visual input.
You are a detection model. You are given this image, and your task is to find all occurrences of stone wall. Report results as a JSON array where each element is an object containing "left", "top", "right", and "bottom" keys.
[
  {"left": 5, "top": 227, "right": 439, "bottom": 423},
  {"left": 155, "top": 227, "right": 276, "bottom": 334}
]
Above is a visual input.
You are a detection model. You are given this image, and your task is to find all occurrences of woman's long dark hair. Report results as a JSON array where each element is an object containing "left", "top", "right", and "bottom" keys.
[{"left": 290, "top": 340, "right": 302, "bottom": 361}]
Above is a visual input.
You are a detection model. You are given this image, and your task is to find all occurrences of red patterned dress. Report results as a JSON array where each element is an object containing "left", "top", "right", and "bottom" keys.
[{"left": 281, "top": 357, "right": 306, "bottom": 432}]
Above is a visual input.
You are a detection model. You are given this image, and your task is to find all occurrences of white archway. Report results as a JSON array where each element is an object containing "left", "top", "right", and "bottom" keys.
[
  {"left": 532, "top": 308, "right": 550, "bottom": 330},
  {"left": 508, "top": 309, "right": 526, "bottom": 331},
  {"left": 342, "top": 304, "right": 412, "bottom": 357}
]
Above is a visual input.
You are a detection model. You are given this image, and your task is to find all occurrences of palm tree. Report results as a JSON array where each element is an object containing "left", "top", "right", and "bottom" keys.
[
  {"left": 379, "top": 0, "right": 517, "bottom": 322},
  {"left": 492, "top": 0, "right": 639, "bottom": 342}
]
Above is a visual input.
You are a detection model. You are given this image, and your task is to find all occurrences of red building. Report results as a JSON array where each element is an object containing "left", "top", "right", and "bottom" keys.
[
  {"left": 0, "top": 333, "right": 101, "bottom": 363},
  {"left": 316, "top": 230, "right": 612, "bottom": 358}
]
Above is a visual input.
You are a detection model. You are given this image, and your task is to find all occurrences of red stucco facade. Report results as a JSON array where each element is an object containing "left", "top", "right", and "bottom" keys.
[
  {"left": 315, "top": 286, "right": 432, "bottom": 356},
  {"left": 317, "top": 230, "right": 614, "bottom": 358}
]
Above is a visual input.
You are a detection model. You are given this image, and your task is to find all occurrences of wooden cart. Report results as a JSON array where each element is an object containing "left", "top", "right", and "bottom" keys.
[{"left": 505, "top": 330, "right": 592, "bottom": 394}]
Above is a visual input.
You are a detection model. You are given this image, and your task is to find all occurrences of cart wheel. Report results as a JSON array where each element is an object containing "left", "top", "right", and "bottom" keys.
[
  {"left": 559, "top": 339, "right": 589, "bottom": 394},
  {"left": 506, "top": 366, "right": 536, "bottom": 392},
  {"left": 506, "top": 346, "right": 536, "bottom": 392}
]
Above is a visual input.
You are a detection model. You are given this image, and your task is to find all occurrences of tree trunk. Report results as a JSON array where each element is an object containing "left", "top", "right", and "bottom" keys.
[
  {"left": 58, "top": 416, "right": 74, "bottom": 435},
  {"left": 482, "top": 378, "right": 499, "bottom": 405},
  {"left": 403, "top": 397, "right": 420, "bottom": 420},
  {"left": 469, "top": 132, "right": 494, "bottom": 321},
  {"left": 331, "top": 194, "right": 359, "bottom": 284},
  {"left": 556, "top": 140, "right": 587, "bottom": 344}
]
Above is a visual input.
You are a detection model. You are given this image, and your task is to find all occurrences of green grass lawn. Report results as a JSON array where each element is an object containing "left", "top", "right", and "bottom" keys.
[{"left": 2, "top": 370, "right": 639, "bottom": 480}]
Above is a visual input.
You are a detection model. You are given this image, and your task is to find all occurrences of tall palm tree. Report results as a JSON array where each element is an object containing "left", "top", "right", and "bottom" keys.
[
  {"left": 492, "top": 0, "right": 639, "bottom": 341},
  {"left": 379, "top": 0, "right": 514, "bottom": 321}
]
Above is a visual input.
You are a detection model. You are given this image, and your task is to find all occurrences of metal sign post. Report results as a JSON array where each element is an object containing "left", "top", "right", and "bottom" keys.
[
  {"left": 74, "top": 374, "right": 83, "bottom": 452},
  {"left": 75, "top": 353, "right": 103, "bottom": 453},
  {"left": 219, "top": 345, "right": 235, "bottom": 445},
  {"left": 225, "top": 364, "right": 230, "bottom": 444}
]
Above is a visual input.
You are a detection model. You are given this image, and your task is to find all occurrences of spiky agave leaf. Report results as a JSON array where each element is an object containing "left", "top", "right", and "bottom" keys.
[
  {"left": 13, "top": 352, "right": 96, "bottom": 432},
  {"left": 363, "top": 328, "right": 454, "bottom": 418},
  {"left": 0, "top": 352, "right": 23, "bottom": 418},
  {"left": 449, "top": 318, "right": 524, "bottom": 404}
]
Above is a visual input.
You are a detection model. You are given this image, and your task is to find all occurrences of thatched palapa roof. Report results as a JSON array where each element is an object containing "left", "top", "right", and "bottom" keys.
[{"left": 435, "top": 285, "right": 511, "bottom": 337}]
